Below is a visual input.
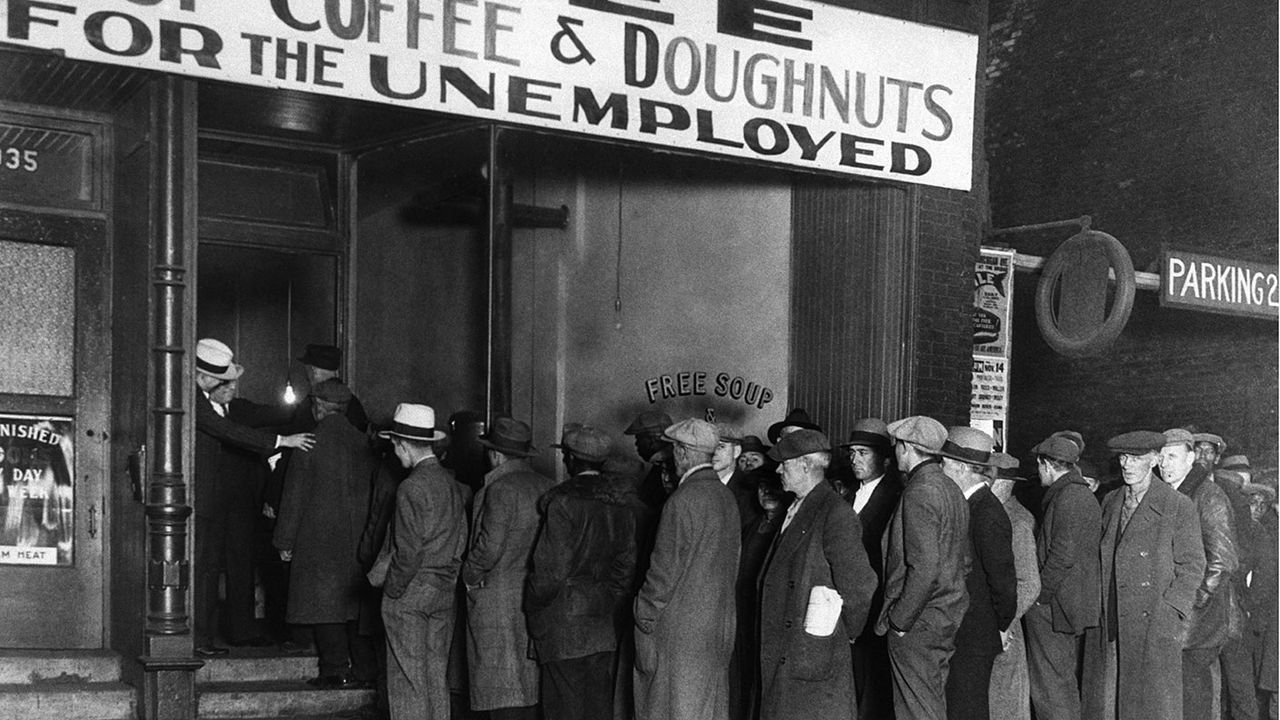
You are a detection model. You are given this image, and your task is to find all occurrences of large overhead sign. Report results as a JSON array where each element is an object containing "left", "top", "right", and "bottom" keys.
[
  {"left": 1161, "top": 249, "right": 1279, "bottom": 320},
  {"left": 1, "top": 0, "right": 978, "bottom": 189}
]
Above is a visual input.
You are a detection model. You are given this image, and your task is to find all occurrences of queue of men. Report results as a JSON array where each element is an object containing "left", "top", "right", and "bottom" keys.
[{"left": 193, "top": 337, "right": 1279, "bottom": 720}]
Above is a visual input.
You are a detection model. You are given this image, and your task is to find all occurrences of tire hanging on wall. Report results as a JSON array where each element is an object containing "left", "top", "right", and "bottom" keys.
[{"left": 1034, "top": 229, "right": 1137, "bottom": 358}]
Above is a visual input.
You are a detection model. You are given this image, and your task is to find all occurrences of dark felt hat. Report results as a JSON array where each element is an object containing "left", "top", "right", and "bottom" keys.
[
  {"left": 311, "top": 379, "right": 353, "bottom": 404},
  {"left": 767, "top": 429, "right": 831, "bottom": 462},
  {"left": 1107, "top": 430, "right": 1165, "bottom": 455},
  {"left": 840, "top": 418, "right": 892, "bottom": 450},
  {"left": 477, "top": 417, "right": 537, "bottom": 458},
  {"left": 767, "top": 408, "right": 822, "bottom": 444},
  {"left": 297, "top": 344, "right": 341, "bottom": 371},
  {"left": 740, "top": 435, "right": 770, "bottom": 455},
  {"left": 625, "top": 409, "right": 673, "bottom": 436}
]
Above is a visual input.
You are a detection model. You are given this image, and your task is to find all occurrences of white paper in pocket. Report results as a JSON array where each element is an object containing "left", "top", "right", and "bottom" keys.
[{"left": 803, "top": 585, "right": 843, "bottom": 637}]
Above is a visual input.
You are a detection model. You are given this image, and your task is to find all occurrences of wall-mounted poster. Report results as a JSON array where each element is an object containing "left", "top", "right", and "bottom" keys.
[
  {"left": 974, "top": 248, "right": 1014, "bottom": 356},
  {"left": 0, "top": 414, "right": 74, "bottom": 566}
]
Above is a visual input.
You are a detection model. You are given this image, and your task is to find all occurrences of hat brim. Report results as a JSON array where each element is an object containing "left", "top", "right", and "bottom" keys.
[
  {"left": 378, "top": 429, "right": 447, "bottom": 442},
  {"left": 767, "top": 420, "right": 821, "bottom": 444},
  {"left": 201, "top": 363, "right": 244, "bottom": 381},
  {"left": 937, "top": 445, "right": 995, "bottom": 467},
  {"left": 477, "top": 437, "right": 537, "bottom": 457},
  {"left": 297, "top": 354, "right": 340, "bottom": 371}
]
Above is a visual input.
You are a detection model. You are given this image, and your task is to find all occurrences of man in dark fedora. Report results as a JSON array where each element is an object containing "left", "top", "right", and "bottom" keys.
[
  {"left": 634, "top": 419, "right": 739, "bottom": 720},
  {"left": 528, "top": 425, "right": 640, "bottom": 720},
  {"left": 372, "top": 403, "right": 468, "bottom": 720},
  {"left": 192, "top": 337, "right": 315, "bottom": 656},
  {"left": 757, "top": 429, "right": 875, "bottom": 720},
  {"left": 1025, "top": 432, "right": 1101, "bottom": 720},
  {"left": 877, "top": 415, "right": 969, "bottom": 720},
  {"left": 463, "top": 418, "right": 554, "bottom": 720},
  {"left": 839, "top": 417, "right": 903, "bottom": 720},
  {"left": 737, "top": 435, "right": 771, "bottom": 473},
  {"left": 940, "top": 426, "right": 1016, "bottom": 720},
  {"left": 625, "top": 409, "right": 674, "bottom": 508},
  {"left": 273, "top": 379, "right": 377, "bottom": 688},
  {"left": 1082, "top": 430, "right": 1204, "bottom": 720},
  {"left": 766, "top": 408, "right": 822, "bottom": 445},
  {"left": 292, "top": 343, "right": 369, "bottom": 433}
]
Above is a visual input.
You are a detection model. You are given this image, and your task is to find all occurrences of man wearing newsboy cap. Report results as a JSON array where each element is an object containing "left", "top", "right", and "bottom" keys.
[
  {"left": 1081, "top": 431, "right": 1205, "bottom": 720},
  {"left": 875, "top": 416, "right": 970, "bottom": 720},
  {"left": 1025, "top": 431, "right": 1101, "bottom": 720},
  {"left": 372, "top": 404, "right": 468, "bottom": 720},
  {"left": 634, "top": 419, "right": 739, "bottom": 720},
  {"left": 756, "top": 429, "right": 875, "bottom": 720}
]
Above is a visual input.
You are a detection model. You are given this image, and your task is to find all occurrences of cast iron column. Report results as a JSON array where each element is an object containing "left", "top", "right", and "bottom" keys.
[
  {"left": 139, "top": 75, "right": 202, "bottom": 720},
  {"left": 487, "top": 126, "right": 513, "bottom": 421}
]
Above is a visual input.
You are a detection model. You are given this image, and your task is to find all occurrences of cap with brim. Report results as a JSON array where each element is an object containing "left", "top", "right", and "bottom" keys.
[
  {"left": 377, "top": 403, "right": 447, "bottom": 442},
  {"left": 990, "top": 452, "right": 1028, "bottom": 481},
  {"left": 767, "top": 429, "right": 831, "bottom": 462},
  {"left": 1162, "top": 428, "right": 1195, "bottom": 447},
  {"left": 767, "top": 408, "right": 822, "bottom": 444},
  {"left": 297, "top": 344, "right": 341, "bottom": 371},
  {"left": 1032, "top": 435, "right": 1081, "bottom": 464},
  {"left": 311, "top": 379, "right": 353, "bottom": 404},
  {"left": 840, "top": 418, "right": 892, "bottom": 450},
  {"left": 1221, "top": 454, "right": 1250, "bottom": 471},
  {"left": 477, "top": 417, "right": 537, "bottom": 458},
  {"left": 714, "top": 423, "right": 743, "bottom": 444},
  {"left": 887, "top": 416, "right": 947, "bottom": 455},
  {"left": 1107, "top": 430, "right": 1165, "bottom": 455},
  {"left": 1192, "top": 433, "right": 1226, "bottom": 452},
  {"left": 625, "top": 410, "right": 673, "bottom": 436},
  {"left": 663, "top": 419, "right": 718, "bottom": 454},
  {"left": 196, "top": 338, "right": 244, "bottom": 381},
  {"left": 938, "top": 427, "right": 996, "bottom": 467},
  {"left": 557, "top": 425, "right": 612, "bottom": 463},
  {"left": 1241, "top": 482, "right": 1277, "bottom": 502},
  {"left": 1050, "top": 430, "right": 1085, "bottom": 454}
]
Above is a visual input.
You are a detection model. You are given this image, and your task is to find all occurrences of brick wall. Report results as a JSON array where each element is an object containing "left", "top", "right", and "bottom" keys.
[{"left": 987, "top": 0, "right": 1279, "bottom": 470}]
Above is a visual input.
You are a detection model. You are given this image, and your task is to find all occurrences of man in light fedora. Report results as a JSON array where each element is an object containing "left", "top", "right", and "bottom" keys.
[
  {"left": 192, "top": 337, "right": 314, "bottom": 657},
  {"left": 373, "top": 403, "right": 468, "bottom": 720},
  {"left": 877, "top": 415, "right": 970, "bottom": 720},
  {"left": 940, "top": 426, "right": 1016, "bottom": 720},
  {"left": 462, "top": 418, "right": 554, "bottom": 720},
  {"left": 634, "top": 419, "right": 739, "bottom": 720}
]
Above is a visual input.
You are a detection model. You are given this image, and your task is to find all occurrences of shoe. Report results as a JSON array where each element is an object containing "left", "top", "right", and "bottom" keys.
[
  {"left": 229, "top": 635, "right": 275, "bottom": 647},
  {"left": 280, "top": 640, "right": 312, "bottom": 654},
  {"left": 194, "top": 645, "right": 229, "bottom": 657},
  {"left": 306, "top": 675, "right": 354, "bottom": 689}
]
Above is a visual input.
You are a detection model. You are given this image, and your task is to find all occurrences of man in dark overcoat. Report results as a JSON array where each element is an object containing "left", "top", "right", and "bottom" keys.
[
  {"left": 757, "top": 429, "right": 875, "bottom": 720},
  {"left": 373, "top": 403, "right": 468, "bottom": 720},
  {"left": 712, "top": 423, "right": 761, "bottom": 529},
  {"left": 463, "top": 418, "right": 555, "bottom": 720},
  {"left": 1082, "top": 430, "right": 1205, "bottom": 720},
  {"left": 939, "top": 427, "right": 1017, "bottom": 720},
  {"left": 838, "top": 417, "right": 903, "bottom": 720},
  {"left": 876, "top": 415, "right": 970, "bottom": 720},
  {"left": 273, "top": 379, "right": 376, "bottom": 686},
  {"left": 633, "top": 419, "right": 739, "bottom": 720},
  {"left": 1159, "top": 427, "right": 1239, "bottom": 720},
  {"left": 1025, "top": 432, "right": 1102, "bottom": 720},
  {"left": 526, "top": 424, "right": 639, "bottom": 720},
  {"left": 192, "top": 337, "right": 314, "bottom": 656}
]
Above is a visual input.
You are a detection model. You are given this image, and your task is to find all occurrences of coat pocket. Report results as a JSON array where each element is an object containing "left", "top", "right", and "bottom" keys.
[{"left": 787, "top": 627, "right": 841, "bottom": 681}]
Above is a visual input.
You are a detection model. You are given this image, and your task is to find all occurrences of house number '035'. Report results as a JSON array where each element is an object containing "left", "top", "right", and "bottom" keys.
[{"left": 2, "top": 148, "right": 39, "bottom": 172}]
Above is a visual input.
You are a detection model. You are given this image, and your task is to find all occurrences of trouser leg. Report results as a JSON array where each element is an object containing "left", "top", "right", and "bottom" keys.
[
  {"left": 1026, "top": 603, "right": 1083, "bottom": 720},
  {"left": 314, "top": 623, "right": 352, "bottom": 677},
  {"left": 1185, "top": 646, "right": 1224, "bottom": 720},
  {"left": 194, "top": 514, "right": 227, "bottom": 647},
  {"left": 946, "top": 651, "right": 995, "bottom": 720},
  {"left": 887, "top": 623, "right": 955, "bottom": 720},
  {"left": 854, "top": 633, "right": 896, "bottom": 720}
]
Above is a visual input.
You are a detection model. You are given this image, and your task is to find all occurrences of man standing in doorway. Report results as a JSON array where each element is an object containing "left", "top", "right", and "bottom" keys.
[
  {"left": 1025, "top": 432, "right": 1101, "bottom": 720},
  {"left": 634, "top": 419, "right": 739, "bottom": 720},
  {"left": 1161, "top": 427, "right": 1239, "bottom": 720},
  {"left": 839, "top": 417, "right": 903, "bottom": 720},
  {"left": 192, "top": 337, "right": 314, "bottom": 657},
  {"left": 876, "top": 415, "right": 970, "bottom": 720},
  {"left": 1082, "top": 430, "right": 1205, "bottom": 720},
  {"left": 375, "top": 404, "right": 468, "bottom": 720}
]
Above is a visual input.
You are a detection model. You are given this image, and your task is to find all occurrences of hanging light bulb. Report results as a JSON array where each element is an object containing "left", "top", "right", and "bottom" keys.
[
  {"left": 283, "top": 380, "right": 297, "bottom": 405},
  {"left": 282, "top": 278, "right": 296, "bottom": 404}
]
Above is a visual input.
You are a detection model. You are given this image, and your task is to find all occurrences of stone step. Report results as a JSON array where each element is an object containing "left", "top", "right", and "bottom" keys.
[
  {"left": 196, "top": 653, "right": 319, "bottom": 683},
  {"left": 197, "top": 680, "right": 374, "bottom": 719},
  {"left": 0, "top": 681, "right": 136, "bottom": 720},
  {"left": 0, "top": 650, "right": 122, "bottom": 684}
]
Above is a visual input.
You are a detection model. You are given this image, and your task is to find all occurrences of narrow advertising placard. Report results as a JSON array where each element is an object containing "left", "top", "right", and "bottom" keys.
[{"left": 0, "top": 414, "right": 74, "bottom": 566}]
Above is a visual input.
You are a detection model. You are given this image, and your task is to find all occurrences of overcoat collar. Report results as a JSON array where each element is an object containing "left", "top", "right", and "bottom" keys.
[{"left": 769, "top": 481, "right": 837, "bottom": 563}]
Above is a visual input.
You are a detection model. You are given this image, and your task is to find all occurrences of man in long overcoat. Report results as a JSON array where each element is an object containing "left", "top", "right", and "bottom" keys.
[
  {"left": 757, "top": 429, "right": 874, "bottom": 720},
  {"left": 375, "top": 403, "right": 468, "bottom": 720},
  {"left": 526, "top": 424, "right": 639, "bottom": 720},
  {"left": 1082, "top": 430, "right": 1205, "bottom": 720},
  {"left": 876, "top": 416, "right": 970, "bottom": 720},
  {"left": 462, "top": 418, "right": 555, "bottom": 720},
  {"left": 987, "top": 453, "right": 1041, "bottom": 720},
  {"left": 1026, "top": 432, "right": 1101, "bottom": 720},
  {"left": 273, "top": 379, "right": 377, "bottom": 686},
  {"left": 633, "top": 419, "right": 739, "bottom": 720}
]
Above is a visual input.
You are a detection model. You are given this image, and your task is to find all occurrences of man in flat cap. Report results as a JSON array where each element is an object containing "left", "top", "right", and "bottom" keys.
[
  {"left": 940, "top": 427, "right": 1017, "bottom": 720},
  {"left": 876, "top": 416, "right": 970, "bottom": 720},
  {"left": 1025, "top": 432, "right": 1101, "bottom": 720},
  {"left": 713, "top": 423, "right": 761, "bottom": 529},
  {"left": 527, "top": 425, "right": 639, "bottom": 720},
  {"left": 625, "top": 409, "right": 674, "bottom": 509},
  {"left": 462, "top": 418, "right": 555, "bottom": 720},
  {"left": 1160, "top": 427, "right": 1239, "bottom": 720},
  {"left": 757, "top": 429, "right": 875, "bottom": 720},
  {"left": 373, "top": 404, "right": 468, "bottom": 720},
  {"left": 634, "top": 419, "right": 739, "bottom": 720},
  {"left": 1192, "top": 432, "right": 1226, "bottom": 471},
  {"left": 192, "top": 337, "right": 315, "bottom": 656},
  {"left": 292, "top": 343, "right": 369, "bottom": 433},
  {"left": 273, "top": 379, "right": 378, "bottom": 687},
  {"left": 1082, "top": 430, "right": 1205, "bottom": 720},
  {"left": 839, "top": 417, "right": 903, "bottom": 720},
  {"left": 985, "top": 453, "right": 1041, "bottom": 720}
]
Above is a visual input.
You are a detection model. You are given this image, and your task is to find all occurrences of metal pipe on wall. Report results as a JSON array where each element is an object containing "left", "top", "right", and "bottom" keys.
[{"left": 487, "top": 126, "right": 513, "bottom": 422}]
